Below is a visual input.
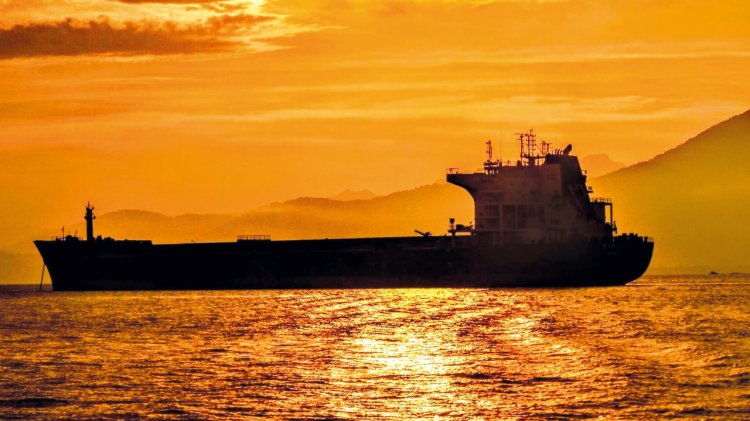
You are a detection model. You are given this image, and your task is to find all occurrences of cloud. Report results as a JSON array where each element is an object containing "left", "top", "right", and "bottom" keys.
[
  {"left": 114, "top": 0, "right": 223, "bottom": 3},
  {"left": 113, "top": 0, "right": 256, "bottom": 14},
  {"left": 204, "top": 12, "right": 274, "bottom": 33},
  {"left": 185, "top": 95, "right": 742, "bottom": 127},
  {"left": 264, "top": 0, "right": 750, "bottom": 64},
  {"left": 0, "top": 14, "right": 274, "bottom": 59}
]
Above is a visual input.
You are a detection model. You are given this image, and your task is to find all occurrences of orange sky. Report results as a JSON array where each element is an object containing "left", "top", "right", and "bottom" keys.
[{"left": 1, "top": 0, "right": 749, "bottom": 250}]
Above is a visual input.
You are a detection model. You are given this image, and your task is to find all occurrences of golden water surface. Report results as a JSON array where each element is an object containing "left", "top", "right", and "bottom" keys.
[{"left": 1, "top": 276, "right": 749, "bottom": 419}]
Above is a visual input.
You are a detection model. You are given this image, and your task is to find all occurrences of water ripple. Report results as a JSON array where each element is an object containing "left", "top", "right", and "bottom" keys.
[{"left": 0, "top": 277, "right": 749, "bottom": 418}]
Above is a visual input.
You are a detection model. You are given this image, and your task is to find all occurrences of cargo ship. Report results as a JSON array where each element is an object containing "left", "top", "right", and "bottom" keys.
[{"left": 35, "top": 130, "right": 653, "bottom": 290}]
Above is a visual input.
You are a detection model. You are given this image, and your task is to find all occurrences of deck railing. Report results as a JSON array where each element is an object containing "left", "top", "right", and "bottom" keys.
[{"left": 237, "top": 234, "right": 271, "bottom": 241}]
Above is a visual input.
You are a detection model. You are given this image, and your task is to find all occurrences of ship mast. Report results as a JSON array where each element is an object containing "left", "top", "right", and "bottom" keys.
[
  {"left": 483, "top": 140, "right": 501, "bottom": 174},
  {"left": 516, "top": 129, "right": 551, "bottom": 166},
  {"left": 85, "top": 202, "right": 96, "bottom": 243}
]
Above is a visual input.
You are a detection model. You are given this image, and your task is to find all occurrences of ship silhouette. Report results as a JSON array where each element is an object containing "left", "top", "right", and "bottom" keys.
[{"left": 35, "top": 131, "right": 653, "bottom": 290}]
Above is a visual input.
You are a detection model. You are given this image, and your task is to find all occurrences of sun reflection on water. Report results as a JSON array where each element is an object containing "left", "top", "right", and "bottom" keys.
[
  {"left": 309, "top": 288, "right": 603, "bottom": 418},
  {"left": 5, "top": 281, "right": 748, "bottom": 419}
]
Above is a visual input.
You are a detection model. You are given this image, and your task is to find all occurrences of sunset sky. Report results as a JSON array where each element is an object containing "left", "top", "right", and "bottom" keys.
[{"left": 1, "top": 0, "right": 749, "bottom": 250}]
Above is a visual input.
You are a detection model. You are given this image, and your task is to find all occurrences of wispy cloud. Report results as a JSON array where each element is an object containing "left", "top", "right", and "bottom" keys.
[
  {"left": 0, "top": 18, "right": 228, "bottom": 58},
  {"left": 114, "top": 0, "right": 222, "bottom": 3},
  {"left": 0, "top": 13, "right": 275, "bottom": 59},
  {"left": 333, "top": 46, "right": 750, "bottom": 68},
  {"left": 185, "top": 95, "right": 727, "bottom": 125}
]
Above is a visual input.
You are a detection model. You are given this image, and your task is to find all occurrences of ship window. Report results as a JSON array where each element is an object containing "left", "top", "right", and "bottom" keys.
[
  {"left": 538, "top": 205, "right": 546, "bottom": 224},
  {"left": 547, "top": 230, "right": 563, "bottom": 242},
  {"left": 479, "top": 193, "right": 502, "bottom": 203},
  {"left": 518, "top": 206, "right": 527, "bottom": 228},
  {"left": 502, "top": 205, "right": 516, "bottom": 229}
]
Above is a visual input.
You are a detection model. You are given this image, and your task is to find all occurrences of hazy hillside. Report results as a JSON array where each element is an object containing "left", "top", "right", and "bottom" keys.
[
  {"left": 89, "top": 106, "right": 750, "bottom": 275},
  {"left": 88, "top": 210, "right": 236, "bottom": 243},
  {"left": 1, "top": 184, "right": 472, "bottom": 283},
  {"left": 592, "top": 109, "right": 750, "bottom": 273},
  {"left": 328, "top": 189, "right": 380, "bottom": 201},
  {"left": 580, "top": 154, "right": 626, "bottom": 177},
  {"left": 6, "top": 111, "right": 749, "bottom": 283},
  {"left": 73, "top": 183, "right": 473, "bottom": 245}
]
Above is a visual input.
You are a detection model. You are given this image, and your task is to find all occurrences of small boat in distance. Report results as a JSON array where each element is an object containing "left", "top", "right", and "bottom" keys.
[{"left": 35, "top": 130, "right": 653, "bottom": 290}]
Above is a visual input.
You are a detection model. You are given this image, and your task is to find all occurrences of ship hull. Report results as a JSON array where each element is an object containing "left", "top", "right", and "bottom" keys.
[{"left": 35, "top": 235, "right": 653, "bottom": 291}]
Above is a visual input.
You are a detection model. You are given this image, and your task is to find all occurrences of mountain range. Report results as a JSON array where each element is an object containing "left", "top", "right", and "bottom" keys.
[
  {"left": 76, "top": 184, "right": 472, "bottom": 245},
  {"left": 2, "top": 110, "right": 748, "bottom": 282},
  {"left": 580, "top": 154, "right": 626, "bottom": 177},
  {"left": 592, "top": 109, "right": 750, "bottom": 273}
]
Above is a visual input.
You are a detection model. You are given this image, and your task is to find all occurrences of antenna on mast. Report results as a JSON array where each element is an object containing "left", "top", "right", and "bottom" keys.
[
  {"left": 516, "top": 128, "right": 545, "bottom": 166},
  {"left": 498, "top": 130, "right": 503, "bottom": 162},
  {"left": 483, "top": 139, "right": 502, "bottom": 174}
]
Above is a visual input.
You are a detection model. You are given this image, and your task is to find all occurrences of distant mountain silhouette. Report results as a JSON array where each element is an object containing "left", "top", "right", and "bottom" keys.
[
  {"left": 77, "top": 183, "right": 473, "bottom": 245},
  {"left": 88, "top": 210, "right": 236, "bottom": 243},
  {"left": 580, "top": 154, "right": 626, "bottom": 177},
  {"left": 56, "top": 111, "right": 750, "bottom": 275},
  {"left": 592, "top": 109, "right": 750, "bottom": 273},
  {"left": 6, "top": 110, "right": 748, "bottom": 283},
  {"left": 328, "top": 189, "right": 380, "bottom": 201}
]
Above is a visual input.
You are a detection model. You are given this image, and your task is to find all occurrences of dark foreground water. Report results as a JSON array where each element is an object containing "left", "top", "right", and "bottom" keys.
[{"left": 1, "top": 276, "right": 749, "bottom": 419}]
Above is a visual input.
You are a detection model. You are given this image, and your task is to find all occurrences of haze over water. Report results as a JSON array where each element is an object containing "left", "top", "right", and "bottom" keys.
[{"left": 1, "top": 276, "right": 749, "bottom": 419}]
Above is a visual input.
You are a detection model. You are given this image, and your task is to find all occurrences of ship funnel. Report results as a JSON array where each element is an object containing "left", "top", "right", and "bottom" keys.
[{"left": 85, "top": 202, "right": 96, "bottom": 243}]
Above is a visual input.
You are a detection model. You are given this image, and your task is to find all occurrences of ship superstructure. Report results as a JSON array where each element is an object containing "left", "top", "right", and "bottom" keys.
[
  {"left": 448, "top": 130, "right": 616, "bottom": 247},
  {"left": 35, "top": 131, "right": 653, "bottom": 290}
]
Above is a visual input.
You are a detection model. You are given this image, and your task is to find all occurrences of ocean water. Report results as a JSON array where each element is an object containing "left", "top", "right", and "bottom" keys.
[{"left": 1, "top": 276, "right": 749, "bottom": 419}]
